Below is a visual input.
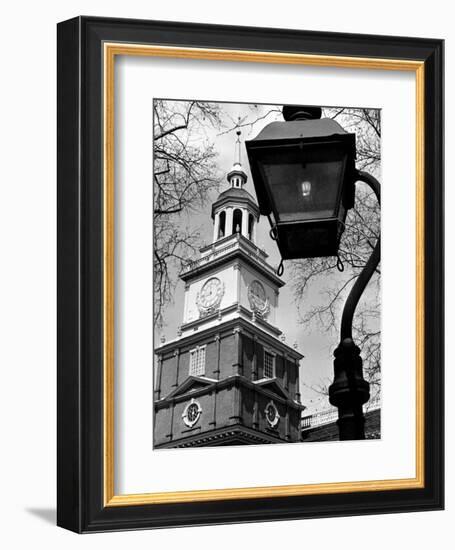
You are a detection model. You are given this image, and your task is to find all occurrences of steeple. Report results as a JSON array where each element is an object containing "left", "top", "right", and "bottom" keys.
[
  {"left": 227, "top": 130, "right": 248, "bottom": 189},
  {"left": 211, "top": 131, "right": 259, "bottom": 243}
]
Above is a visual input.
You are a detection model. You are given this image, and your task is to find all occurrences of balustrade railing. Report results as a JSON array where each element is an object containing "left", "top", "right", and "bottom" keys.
[
  {"left": 180, "top": 234, "right": 278, "bottom": 276},
  {"left": 301, "top": 395, "right": 381, "bottom": 430}
]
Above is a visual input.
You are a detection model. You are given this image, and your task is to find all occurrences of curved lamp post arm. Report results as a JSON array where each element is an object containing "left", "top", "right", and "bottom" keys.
[
  {"left": 340, "top": 170, "right": 381, "bottom": 341},
  {"left": 329, "top": 169, "right": 380, "bottom": 440}
]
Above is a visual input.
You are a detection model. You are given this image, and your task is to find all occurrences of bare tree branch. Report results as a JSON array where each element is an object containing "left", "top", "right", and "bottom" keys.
[
  {"left": 292, "top": 107, "right": 382, "bottom": 392},
  {"left": 153, "top": 100, "right": 223, "bottom": 327}
]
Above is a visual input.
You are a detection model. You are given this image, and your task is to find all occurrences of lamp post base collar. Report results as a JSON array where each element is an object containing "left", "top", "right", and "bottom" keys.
[{"left": 329, "top": 338, "right": 370, "bottom": 440}]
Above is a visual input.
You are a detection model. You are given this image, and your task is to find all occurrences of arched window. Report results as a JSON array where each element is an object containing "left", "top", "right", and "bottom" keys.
[
  {"left": 232, "top": 209, "right": 242, "bottom": 234},
  {"left": 218, "top": 210, "right": 226, "bottom": 239},
  {"left": 248, "top": 214, "right": 254, "bottom": 240}
]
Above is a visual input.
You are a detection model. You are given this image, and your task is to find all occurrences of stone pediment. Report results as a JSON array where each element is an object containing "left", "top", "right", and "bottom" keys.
[
  {"left": 165, "top": 376, "right": 217, "bottom": 399},
  {"left": 253, "top": 378, "right": 291, "bottom": 400}
]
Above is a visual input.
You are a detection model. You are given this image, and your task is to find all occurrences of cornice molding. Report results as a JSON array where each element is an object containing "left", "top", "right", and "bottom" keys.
[
  {"left": 156, "top": 373, "right": 305, "bottom": 410},
  {"left": 155, "top": 424, "right": 286, "bottom": 449},
  {"left": 155, "top": 316, "right": 304, "bottom": 361}
]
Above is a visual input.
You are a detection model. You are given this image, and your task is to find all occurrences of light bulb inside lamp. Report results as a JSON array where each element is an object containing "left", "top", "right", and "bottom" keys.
[{"left": 301, "top": 180, "right": 312, "bottom": 198}]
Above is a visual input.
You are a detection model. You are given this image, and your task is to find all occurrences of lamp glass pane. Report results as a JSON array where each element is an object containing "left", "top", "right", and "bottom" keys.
[{"left": 258, "top": 145, "right": 347, "bottom": 222}]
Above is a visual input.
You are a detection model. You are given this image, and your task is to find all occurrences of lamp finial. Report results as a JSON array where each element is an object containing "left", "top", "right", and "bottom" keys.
[{"left": 282, "top": 105, "right": 322, "bottom": 121}]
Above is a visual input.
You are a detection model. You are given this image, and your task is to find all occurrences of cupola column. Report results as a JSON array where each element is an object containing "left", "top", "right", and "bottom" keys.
[
  {"left": 241, "top": 208, "right": 249, "bottom": 237},
  {"left": 213, "top": 212, "right": 220, "bottom": 242}
]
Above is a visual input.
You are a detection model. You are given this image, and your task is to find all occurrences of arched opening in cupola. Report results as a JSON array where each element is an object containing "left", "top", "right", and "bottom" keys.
[
  {"left": 232, "top": 209, "right": 243, "bottom": 235},
  {"left": 248, "top": 214, "right": 255, "bottom": 241},
  {"left": 218, "top": 210, "right": 226, "bottom": 239}
]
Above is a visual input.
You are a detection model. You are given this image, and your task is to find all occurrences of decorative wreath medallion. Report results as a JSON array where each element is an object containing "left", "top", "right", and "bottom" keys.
[
  {"left": 264, "top": 400, "right": 280, "bottom": 428},
  {"left": 182, "top": 398, "right": 202, "bottom": 428},
  {"left": 248, "top": 280, "right": 270, "bottom": 317},
  {"left": 196, "top": 277, "right": 225, "bottom": 316}
]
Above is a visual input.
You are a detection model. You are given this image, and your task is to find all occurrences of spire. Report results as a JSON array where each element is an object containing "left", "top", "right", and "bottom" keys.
[
  {"left": 235, "top": 129, "right": 242, "bottom": 165},
  {"left": 227, "top": 126, "right": 247, "bottom": 189}
]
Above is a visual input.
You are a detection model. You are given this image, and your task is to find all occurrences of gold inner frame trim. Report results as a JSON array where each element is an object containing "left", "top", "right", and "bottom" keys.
[{"left": 103, "top": 42, "right": 425, "bottom": 507}]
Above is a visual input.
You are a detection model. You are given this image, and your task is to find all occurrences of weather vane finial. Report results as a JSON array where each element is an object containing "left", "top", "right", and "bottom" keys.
[{"left": 234, "top": 117, "right": 242, "bottom": 165}]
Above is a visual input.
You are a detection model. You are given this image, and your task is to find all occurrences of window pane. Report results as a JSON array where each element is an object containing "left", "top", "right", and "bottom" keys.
[
  {"left": 189, "top": 350, "right": 197, "bottom": 375},
  {"left": 264, "top": 351, "right": 274, "bottom": 378},
  {"left": 197, "top": 347, "right": 205, "bottom": 376},
  {"left": 259, "top": 146, "right": 346, "bottom": 222}
]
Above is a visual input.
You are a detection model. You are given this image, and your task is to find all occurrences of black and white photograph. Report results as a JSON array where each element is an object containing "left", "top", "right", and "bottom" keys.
[{"left": 153, "top": 99, "right": 381, "bottom": 448}]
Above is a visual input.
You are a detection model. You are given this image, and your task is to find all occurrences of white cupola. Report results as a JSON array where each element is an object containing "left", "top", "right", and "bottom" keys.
[{"left": 211, "top": 131, "right": 260, "bottom": 243}]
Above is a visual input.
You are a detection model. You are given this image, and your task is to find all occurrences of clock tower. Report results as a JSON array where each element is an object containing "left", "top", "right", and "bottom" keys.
[{"left": 154, "top": 132, "right": 305, "bottom": 448}]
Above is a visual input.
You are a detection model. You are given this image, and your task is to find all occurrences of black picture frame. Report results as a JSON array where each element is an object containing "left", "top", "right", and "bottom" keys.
[{"left": 57, "top": 16, "right": 444, "bottom": 533}]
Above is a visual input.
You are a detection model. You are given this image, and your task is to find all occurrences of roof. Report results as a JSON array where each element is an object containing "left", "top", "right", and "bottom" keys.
[
  {"left": 249, "top": 118, "right": 349, "bottom": 142},
  {"left": 211, "top": 187, "right": 260, "bottom": 218},
  {"left": 215, "top": 187, "right": 257, "bottom": 202}
]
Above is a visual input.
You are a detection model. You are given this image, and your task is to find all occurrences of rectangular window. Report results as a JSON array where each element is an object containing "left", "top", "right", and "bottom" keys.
[
  {"left": 189, "top": 346, "right": 206, "bottom": 376},
  {"left": 263, "top": 350, "right": 275, "bottom": 378}
]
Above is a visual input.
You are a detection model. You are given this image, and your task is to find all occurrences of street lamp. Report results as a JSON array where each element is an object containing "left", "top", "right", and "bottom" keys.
[
  {"left": 246, "top": 105, "right": 381, "bottom": 440},
  {"left": 245, "top": 105, "right": 356, "bottom": 260}
]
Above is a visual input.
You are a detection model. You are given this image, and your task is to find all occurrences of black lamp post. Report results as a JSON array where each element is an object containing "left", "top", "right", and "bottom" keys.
[{"left": 246, "top": 105, "right": 381, "bottom": 440}]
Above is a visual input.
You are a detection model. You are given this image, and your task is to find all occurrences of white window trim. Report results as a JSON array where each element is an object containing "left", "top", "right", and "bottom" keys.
[
  {"left": 189, "top": 344, "right": 207, "bottom": 376},
  {"left": 263, "top": 347, "right": 276, "bottom": 379}
]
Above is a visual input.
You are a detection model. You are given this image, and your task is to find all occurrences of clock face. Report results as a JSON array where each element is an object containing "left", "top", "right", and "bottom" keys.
[
  {"left": 198, "top": 277, "right": 223, "bottom": 309},
  {"left": 248, "top": 280, "right": 268, "bottom": 313},
  {"left": 265, "top": 401, "right": 279, "bottom": 427},
  {"left": 187, "top": 403, "right": 199, "bottom": 423},
  {"left": 266, "top": 405, "right": 276, "bottom": 423},
  {"left": 182, "top": 399, "right": 202, "bottom": 427}
]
